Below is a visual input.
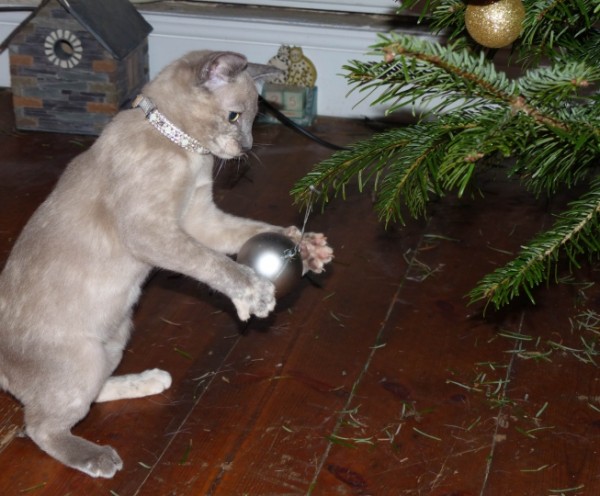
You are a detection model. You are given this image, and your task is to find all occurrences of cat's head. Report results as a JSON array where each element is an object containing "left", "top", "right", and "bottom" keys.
[{"left": 146, "top": 51, "right": 281, "bottom": 159}]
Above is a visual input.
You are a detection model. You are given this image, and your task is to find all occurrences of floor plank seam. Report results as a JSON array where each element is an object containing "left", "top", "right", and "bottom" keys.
[
  {"left": 132, "top": 333, "right": 245, "bottom": 495},
  {"left": 479, "top": 311, "right": 525, "bottom": 496},
  {"left": 306, "top": 235, "right": 429, "bottom": 494},
  {"left": 204, "top": 315, "right": 309, "bottom": 495}
]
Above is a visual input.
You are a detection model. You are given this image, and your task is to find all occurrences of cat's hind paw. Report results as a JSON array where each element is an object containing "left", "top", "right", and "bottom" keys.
[
  {"left": 96, "top": 369, "right": 172, "bottom": 402},
  {"left": 79, "top": 444, "right": 123, "bottom": 478}
]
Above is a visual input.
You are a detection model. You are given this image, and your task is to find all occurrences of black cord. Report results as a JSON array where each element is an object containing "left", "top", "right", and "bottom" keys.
[
  {"left": 0, "top": 7, "right": 35, "bottom": 12},
  {"left": 259, "top": 95, "right": 348, "bottom": 151}
]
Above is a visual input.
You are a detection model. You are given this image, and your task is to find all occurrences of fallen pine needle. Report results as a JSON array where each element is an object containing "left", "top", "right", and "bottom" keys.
[
  {"left": 520, "top": 464, "right": 550, "bottom": 473},
  {"left": 486, "top": 245, "right": 513, "bottom": 255},
  {"left": 548, "top": 484, "right": 584, "bottom": 493},
  {"left": 497, "top": 330, "right": 533, "bottom": 341},
  {"left": 19, "top": 483, "right": 46, "bottom": 493},
  {"left": 423, "top": 233, "right": 460, "bottom": 243},
  {"left": 588, "top": 402, "right": 600, "bottom": 414},
  {"left": 326, "top": 434, "right": 356, "bottom": 449},
  {"left": 179, "top": 439, "right": 192, "bottom": 464},
  {"left": 535, "top": 401, "right": 549, "bottom": 419},
  {"left": 160, "top": 317, "right": 182, "bottom": 326},
  {"left": 446, "top": 379, "right": 483, "bottom": 393},
  {"left": 412, "top": 427, "right": 441, "bottom": 441},
  {"left": 174, "top": 347, "right": 192, "bottom": 360}
]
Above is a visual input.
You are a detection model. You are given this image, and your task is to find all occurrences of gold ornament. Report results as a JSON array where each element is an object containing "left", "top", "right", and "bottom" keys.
[{"left": 465, "top": 0, "right": 525, "bottom": 49}]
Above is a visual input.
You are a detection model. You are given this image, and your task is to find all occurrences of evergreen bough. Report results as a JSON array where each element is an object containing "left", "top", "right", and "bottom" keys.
[{"left": 291, "top": 0, "right": 600, "bottom": 309}]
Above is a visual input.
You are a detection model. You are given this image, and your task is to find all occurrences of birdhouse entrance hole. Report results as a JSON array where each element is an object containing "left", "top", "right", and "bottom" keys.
[
  {"left": 54, "top": 39, "right": 74, "bottom": 59},
  {"left": 44, "top": 29, "right": 83, "bottom": 69}
]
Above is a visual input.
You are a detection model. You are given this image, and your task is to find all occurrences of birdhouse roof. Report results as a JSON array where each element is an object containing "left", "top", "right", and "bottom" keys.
[
  {"left": 59, "top": 0, "right": 152, "bottom": 59},
  {"left": 4, "top": 0, "right": 152, "bottom": 60}
]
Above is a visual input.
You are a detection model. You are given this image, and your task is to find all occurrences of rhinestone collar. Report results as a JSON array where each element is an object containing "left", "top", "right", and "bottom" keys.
[{"left": 132, "top": 95, "right": 211, "bottom": 155}]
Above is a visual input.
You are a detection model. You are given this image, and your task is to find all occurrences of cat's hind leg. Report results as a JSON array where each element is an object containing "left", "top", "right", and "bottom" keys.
[
  {"left": 25, "top": 408, "right": 123, "bottom": 478},
  {"left": 95, "top": 369, "right": 172, "bottom": 402},
  {"left": 19, "top": 339, "right": 125, "bottom": 478},
  {"left": 23, "top": 376, "right": 123, "bottom": 477},
  {"left": 95, "top": 316, "right": 171, "bottom": 403}
]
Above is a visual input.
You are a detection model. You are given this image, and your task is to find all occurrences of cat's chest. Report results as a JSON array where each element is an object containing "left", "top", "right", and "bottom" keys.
[{"left": 188, "top": 155, "right": 213, "bottom": 188}]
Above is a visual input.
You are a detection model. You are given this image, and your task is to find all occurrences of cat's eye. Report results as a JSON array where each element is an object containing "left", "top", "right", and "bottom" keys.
[{"left": 228, "top": 111, "right": 240, "bottom": 123}]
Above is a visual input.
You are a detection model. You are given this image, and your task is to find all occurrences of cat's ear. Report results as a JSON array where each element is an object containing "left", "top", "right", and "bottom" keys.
[
  {"left": 197, "top": 51, "right": 249, "bottom": 90},
  {"left": 246, "top": 63, "right": 283, "bottom": 82}
]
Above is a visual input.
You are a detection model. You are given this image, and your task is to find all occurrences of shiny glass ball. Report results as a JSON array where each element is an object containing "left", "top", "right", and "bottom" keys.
[{"left": 237, "top": 232, "right": 303, "bottom": 297}]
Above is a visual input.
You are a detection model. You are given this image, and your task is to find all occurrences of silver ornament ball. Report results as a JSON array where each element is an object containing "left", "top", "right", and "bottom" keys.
[{"left": 237, "top": 232, "right": 303, "bottom": 297}]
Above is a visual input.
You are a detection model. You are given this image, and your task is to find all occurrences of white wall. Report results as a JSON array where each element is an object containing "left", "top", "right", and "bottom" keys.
[
  {"left": 174, "top": 0, "right": 398, "bottom": 15},
  {"left": 0, "top": 7, "right": 410, "bottom": 117},
  {"left": 0, "top": 10, "right": 27, "bottom": 86},
  {"left": 142, "top": 10, "right": 391, "bottom": 117}
]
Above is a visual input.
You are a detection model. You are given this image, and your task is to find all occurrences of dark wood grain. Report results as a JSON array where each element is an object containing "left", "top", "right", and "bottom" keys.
[{"left": 0, "top": 89, "right": 598, "bottom": 495}]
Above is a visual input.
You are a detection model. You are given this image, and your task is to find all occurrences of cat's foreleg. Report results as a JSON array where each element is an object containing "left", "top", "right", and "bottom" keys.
[
  {"left": 123, "top": 222, "right": 276, "bottom": 321},
  {"left": 181, "top": 194, "right": 280, "bottom": 253},
  {"left": 182, "top": 198, "right": 333, "bottom": 273}
]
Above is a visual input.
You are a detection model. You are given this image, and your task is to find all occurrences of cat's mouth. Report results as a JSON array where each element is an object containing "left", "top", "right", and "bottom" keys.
[
  {"left": 213, "top": 138, "right": 250, "bottom": 160},
  {"left": 215, "top": 151, "right": 247, "bottom": 161}
]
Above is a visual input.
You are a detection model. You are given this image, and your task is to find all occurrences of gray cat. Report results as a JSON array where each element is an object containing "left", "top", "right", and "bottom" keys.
[{"left": 0, "top": 51, "right": 333, "bottom": 478}]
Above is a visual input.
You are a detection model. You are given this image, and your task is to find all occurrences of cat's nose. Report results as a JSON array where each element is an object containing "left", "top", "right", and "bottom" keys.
[{"left": 241, "top": 139, "right": 253, "bottom": 153}]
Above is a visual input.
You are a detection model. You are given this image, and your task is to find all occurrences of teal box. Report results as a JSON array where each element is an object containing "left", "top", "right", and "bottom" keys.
[
  {"left": 282, "top": 87, "right": 305, "bottom": 118},
  {"left": 259, "top": 83, "right": 317, "bottom": 126}
]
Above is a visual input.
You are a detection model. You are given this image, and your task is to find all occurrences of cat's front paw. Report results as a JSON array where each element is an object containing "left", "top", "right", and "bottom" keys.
[
  {"left": 283, "top": 226, "right": 333, "bottom": 274},
  {"left": 231, "top": 265, "right": 276, "bottom": 321}
]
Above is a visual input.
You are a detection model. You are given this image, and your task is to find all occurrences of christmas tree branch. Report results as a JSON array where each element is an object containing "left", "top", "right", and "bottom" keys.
[
  {"left": 345, "top": 35, "right": 517, "bottom": 115},
  {"left": 346, "top": 35, "right": 596, "bottom": 135},
  {"left": 291, "top": 121, "right": 476, "bottom": 223},
  {"left": 519, "top": 0, "right": 598, "bottom": 60},
  {"left": 373, "top": 122, "right": 453, "bottom": 223},
  {"left": 291, "top": 128, "right": 412, "bottom": 208},
  {"left": 470, "top": 176, "right": 600, "bottom": 307},
  {"left": 292, "top": 1, "right": 599, "bottom": 309}
]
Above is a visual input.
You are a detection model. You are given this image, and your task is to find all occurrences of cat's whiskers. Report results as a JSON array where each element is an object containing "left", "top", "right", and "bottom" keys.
[
  {"left": 212, "top": 154, "right": 250, "bottom": 181},
  {"left": 247, "top": 149, "right": 261, "bottom": 164},
  {"left": 251, "top": 141, "right": 273, "bottom": 149},
  {"left": 213, "top": 157, "right": 229, "bottom": 178}
]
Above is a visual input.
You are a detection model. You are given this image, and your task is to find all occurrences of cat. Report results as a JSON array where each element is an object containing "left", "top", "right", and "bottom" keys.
[{"left": 0, "top": 51, "right": 333, "bottom": 478}]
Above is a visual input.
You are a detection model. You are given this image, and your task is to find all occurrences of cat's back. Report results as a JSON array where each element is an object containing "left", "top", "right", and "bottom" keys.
[{"left": 0, "top": 121, "right": 137, "bottom": 281}]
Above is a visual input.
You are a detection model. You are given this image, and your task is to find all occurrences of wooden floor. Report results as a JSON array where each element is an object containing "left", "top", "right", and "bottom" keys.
[{"left": 1, "top": 88, "right": 599, "bottom": 495}]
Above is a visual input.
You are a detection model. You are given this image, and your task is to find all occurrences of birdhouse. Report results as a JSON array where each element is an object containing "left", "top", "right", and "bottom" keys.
[{"left": 8, "top": 0, "right": 152, "bottom": 135}]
